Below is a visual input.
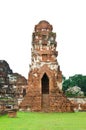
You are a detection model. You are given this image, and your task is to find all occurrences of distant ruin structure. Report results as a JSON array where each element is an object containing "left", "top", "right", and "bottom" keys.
[{"left": 20, "top": 20, "right": 73, "bottom": 112}]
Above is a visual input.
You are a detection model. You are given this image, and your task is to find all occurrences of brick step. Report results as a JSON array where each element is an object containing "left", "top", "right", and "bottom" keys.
[{"left": 42, "top": 94, "right": 49, "bottom": 111}]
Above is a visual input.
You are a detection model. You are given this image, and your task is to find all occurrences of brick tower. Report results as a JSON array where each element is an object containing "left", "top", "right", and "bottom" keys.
[{"left": 20, "top": 20, "right": 73, "bottom": 112}]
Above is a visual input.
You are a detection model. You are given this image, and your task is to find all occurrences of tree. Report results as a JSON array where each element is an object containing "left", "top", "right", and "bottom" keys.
[
  {"left": 62, "top": 74, "right": 86, "bottom": 95},
  {"left": 62, "top": 79, "right": 70, "bottom": 91}
]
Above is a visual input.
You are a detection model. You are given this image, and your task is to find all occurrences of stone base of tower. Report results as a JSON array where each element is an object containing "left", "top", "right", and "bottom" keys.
[{"left": 19, "top": 88, "right": 74, "bottom": 112}]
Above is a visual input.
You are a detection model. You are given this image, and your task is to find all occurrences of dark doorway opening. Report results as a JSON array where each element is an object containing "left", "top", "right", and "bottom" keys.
[
  {"left": 23, "top": 89, "right": 26, "bottom": 97},
  {"left": 42, "top": 73, "right": 49, "bottom": 94}
]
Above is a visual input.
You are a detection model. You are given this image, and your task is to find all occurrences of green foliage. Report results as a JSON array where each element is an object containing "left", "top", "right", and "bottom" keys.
[
  {"left": 0, "top": 112, "right": 86, "bottom": 130},
  {"left": 62, "top": 74, "right": 86, "bottom": 95},
  {"left": 62, "top": 79, "right": 70, "bottom": 91}
]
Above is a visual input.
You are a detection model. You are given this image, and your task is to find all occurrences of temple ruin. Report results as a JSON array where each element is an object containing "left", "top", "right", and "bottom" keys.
[{"left": 20, "top": 20, "right": 73, "bottom": 112}]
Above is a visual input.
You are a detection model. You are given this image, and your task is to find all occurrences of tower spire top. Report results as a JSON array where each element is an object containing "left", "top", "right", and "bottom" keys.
[{"left": 35, "top": 20, "right": 53, "bottom": 32}]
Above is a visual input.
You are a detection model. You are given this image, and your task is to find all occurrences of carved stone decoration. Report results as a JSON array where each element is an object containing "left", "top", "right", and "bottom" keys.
[{"left": 20, "top": 20, "right": 73, "bottom": 112}]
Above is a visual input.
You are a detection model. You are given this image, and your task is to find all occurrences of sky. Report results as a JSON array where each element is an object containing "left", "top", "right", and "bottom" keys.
[{"left": 0, "top": 0, "right": 86, "bottom": 79}]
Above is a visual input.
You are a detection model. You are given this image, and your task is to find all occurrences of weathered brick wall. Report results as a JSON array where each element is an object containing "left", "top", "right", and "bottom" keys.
[
  {"left": 20, "top": 85, "right": 73, "bottom": 112},
  {"left": 68, "top": 98, "right": 86, "bottom": 111}
]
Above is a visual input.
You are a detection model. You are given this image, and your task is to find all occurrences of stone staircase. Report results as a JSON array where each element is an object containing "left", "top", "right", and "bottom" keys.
[{"left": 42, "top": 94, "right": 50, "bottom": 112}]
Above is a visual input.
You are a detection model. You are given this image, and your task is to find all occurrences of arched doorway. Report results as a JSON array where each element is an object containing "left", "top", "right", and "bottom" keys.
[
  {"left": 41, "top": 73, "right": 49, "bottom": 111},
  {"left": 42, "top": 73, "right": 49, "bottom": 94}
]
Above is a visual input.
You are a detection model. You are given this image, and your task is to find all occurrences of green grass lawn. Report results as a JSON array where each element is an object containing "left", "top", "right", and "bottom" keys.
[{"left": 0, "top": 112, "right": 86, "bottom": 130}]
